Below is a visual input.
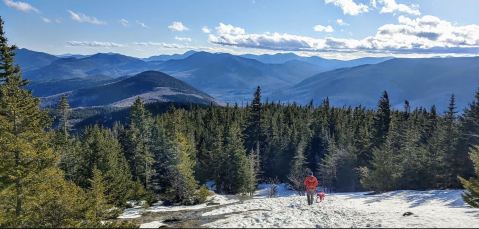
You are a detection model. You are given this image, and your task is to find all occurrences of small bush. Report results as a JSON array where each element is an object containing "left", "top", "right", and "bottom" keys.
[{"left": 195, "top": 186, "right": 213, "bottom": 204}]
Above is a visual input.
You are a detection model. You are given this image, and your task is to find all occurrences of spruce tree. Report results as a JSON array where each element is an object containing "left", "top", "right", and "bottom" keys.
[
  {"left": 57, "top": 95, "right": 71, "bottom": 140},
  {"left": 77, "top": 126, "right": 134, "bottom": 206},
  {"left": 86, "top": 168, "right": 111, "bottom": 223},
  {"left": 217, "top": 122, "right": 251, "bottom": 194},
  {"left": 455, "top": 90, "right": 479, "bottom": 182},
  {"left": 244, "top": 86, "right": 262, "bottom": 169},
  {"left": 171, "top": 131, "right": 199, "bottom": 204},
  {"left": 370, "top": 91, "right": 391, "bottom": 151},
  {"left": 19, "top": 168, "right": 86, "bottom": 227},
  {"left": 459, "top": 145, "right": 479, "bottom": 207},
  {"left": 127, "top": 97, "right": 155, "bottom": 189},
  {"left": 0, "top": 16, "right": 57, "bottom": 226},
  {"left": 360, "top": 115, "right": 402, "bottom": 192},
  {"left": 288, "top": 139, "right": 308, "bottom": 194}
]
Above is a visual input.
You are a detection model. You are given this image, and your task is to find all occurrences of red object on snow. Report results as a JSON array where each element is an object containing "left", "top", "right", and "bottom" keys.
[
  {"left": 317, "top": 192, "right": 326, "bottom": 202},
  {"left": 304, "top": 175, "right": 319, "bottom": 191}
]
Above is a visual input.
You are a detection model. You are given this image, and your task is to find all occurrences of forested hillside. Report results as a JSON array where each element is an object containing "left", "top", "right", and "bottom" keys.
[{"left": 1, "top": 16, "right": 479, "bottom": 228}]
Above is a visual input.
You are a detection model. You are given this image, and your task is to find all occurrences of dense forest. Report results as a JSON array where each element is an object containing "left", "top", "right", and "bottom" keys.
[{"left": 1, "top": 16, "right": 479, "bottom": 227}]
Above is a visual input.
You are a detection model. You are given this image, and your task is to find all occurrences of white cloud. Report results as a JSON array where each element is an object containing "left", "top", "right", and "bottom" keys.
[
  {"left": 314, "top": 24, "right": 334, "bottom": 33},
  {"left": 168, "top": 21, "right": 189, "bottom": 32},
  {"left": 209, "top": 23, "right": 326, "bottom": 51},
  {"left": 175, "top": 36, "right": 192, "bottom": 42},
  {"left": 136, "top": 21, "right": 149, "bottom": 29},
  {"left": 336, "top": 19, "right": 349, "bottom": 26},
  {"left": 68, "top": 10, "right": 106, "bottom": 25},
  {"left": 42, "top": 17, "right": 61, "bottom": 24},
  {"left": 133, "top": 42, "right": 188, "bottom": 49},
  {"left": 202, "top": 26, "right": 211, "bottom": 34},
  {"left": 208, "top": 18, "right": 479, "bottom": 54},
  {"left": 66, "top": 41, "right": 123, "bottom": 48},
  {"left": 377, "top": 0, "right": 420, "bottom": 16},
  {"left": 119, "top": 19, "right": 129, "bottom": 27},
  {"left": 324, "top": 0, "right": 369, "bottom": 16},
  {"left": 3, "top": 0, "right": 38, "bottom": 13}
]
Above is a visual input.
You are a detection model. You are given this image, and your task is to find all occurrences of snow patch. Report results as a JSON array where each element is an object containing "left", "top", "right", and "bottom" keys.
[
  {"left": 139, "top": 221, "right": 166, "bottom": 228},
  {"left": 203, "top": 189, "right": 479, "bottom": 228},
  {"left": 117, "top": 194, "right": 238, "bottom": 219}
]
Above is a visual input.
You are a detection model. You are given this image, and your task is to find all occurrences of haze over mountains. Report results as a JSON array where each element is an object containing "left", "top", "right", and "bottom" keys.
[
  {"left": 14, "top": 48, "right": 479, "bottom": 111},
  {"left": 273, "top": 57, "right": 479, "bottom": 112}
]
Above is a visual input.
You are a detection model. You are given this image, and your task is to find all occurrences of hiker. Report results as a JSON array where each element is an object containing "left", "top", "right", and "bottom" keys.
[{"left": 304, "top": 169, "right": 319, "bottom": 205}]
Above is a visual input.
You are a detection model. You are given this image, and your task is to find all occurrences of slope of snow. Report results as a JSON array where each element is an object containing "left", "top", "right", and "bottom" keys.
[
  {"left": 118, "top": 194, "right": 238, "bottom": 219},
  {"left": 203, "top": 189, "right": 479, "bottom": 228}
]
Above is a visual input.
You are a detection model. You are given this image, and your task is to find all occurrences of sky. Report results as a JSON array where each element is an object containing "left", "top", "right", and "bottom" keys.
[{"left": 1, "top": 0, "right": 479, "bottom": 59}]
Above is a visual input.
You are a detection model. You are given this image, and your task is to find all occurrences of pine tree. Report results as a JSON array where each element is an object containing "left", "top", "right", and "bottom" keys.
[
  {"left": 171, "top": 131, "right": 199, "bottom": 204},
  {"left": 127, "top": 97, "right": 155, "bottom": 189},
  {"left": 0, "top": 16, "right": 57, "bottom": 226},
  {"left": 455, "top": 90, "right": 479, "bottom": 182},
  {"left": 459, "top": 145, "right": 479, "bottom": 207},
  {"left": 288, "top": 139, "right": 308, "bottom": 194},
  {"left": 360, "top": 115, "right": 402, "bottom": 192},
  {"left": 18, "top": 168, "right": 86, "bottom": 227},
  {"left": 440, "top": 94, "right": 461, "bottom": 187},
  {"left": 217, "top": 122, "right": 252, "bottom": 194},
  {"left": 57, "top": 95, "right": 71, "bottom": 140},
  {"left": 244, "top": 86, "right": 262, "bottom": 169},
  {"left": 86, "top": 168, "right": 111, "bottom": 223},
  {"left": 370, "top": 91, "right": 391, "bottom": 151},
  {"left": 76, "top": 126, "right": 134, "bottom": 206}
]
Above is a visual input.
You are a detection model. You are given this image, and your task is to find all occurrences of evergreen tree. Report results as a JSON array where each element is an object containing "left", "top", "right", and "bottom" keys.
[
  {"left": 76, "top": 126, "right": 134, "bottom": 206},
  {"left": 244, "top": 86, "right": 263, "bottom": 170},
  {"left": 0, "top": 16, "right": 57, "bottom": 226},
  {"left": 459, "top": 145, "right": 479, "bottom": 207},
  {"left": 57, "top": 95, "right": 71, "bottom": 140},
  {"left": 360, "top": 115, "right": 402, "bottom": 192},
  {"left": 288, "top": 139, "right": 308, "bottom": 194},
  {"left": 171, "top": 131, "right": 200, "bottom": 204},
  {"left": 126, "top": 98, "right": 155, "bottom": 189},
  {"left": 217, "top": 122, "right": 252, "bottom": 194},
  {"left": 439, "top": 95, "right": 461, "bottom": 187},
  {"left": 85, "top": 168, "right": 111, "bottom": 223},
  {"left": 17, "top": 168, "right": 86, "bottom": 227},
  {"left": 455, "top": 90, "right": 479, "bottom": 182},
  {"left": 370, "top": 91, "right": 391, "bottom": 151}
]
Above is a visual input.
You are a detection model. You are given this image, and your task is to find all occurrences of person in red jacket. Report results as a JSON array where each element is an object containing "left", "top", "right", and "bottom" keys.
[{"left": 304, "top": 170, "right": 319, "bottom": 205}]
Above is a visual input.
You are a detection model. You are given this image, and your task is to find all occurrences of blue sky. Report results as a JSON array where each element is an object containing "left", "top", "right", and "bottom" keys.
[{"left": 2, "top": 0, "right": 479, "bottom": 59}]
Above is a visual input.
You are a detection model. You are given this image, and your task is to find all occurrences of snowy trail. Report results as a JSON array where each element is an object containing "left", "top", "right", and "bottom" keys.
[{"left": 202, "top": 190, "right": 479, "bottom": 228}]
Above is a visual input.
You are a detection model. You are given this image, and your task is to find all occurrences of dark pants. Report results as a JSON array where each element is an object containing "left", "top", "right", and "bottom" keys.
[{"left": 307, "top": 189, "right": 315, "bottom": 205}]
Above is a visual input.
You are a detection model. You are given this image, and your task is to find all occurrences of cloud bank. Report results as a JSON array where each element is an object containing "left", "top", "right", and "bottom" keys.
[{"left": 208, "top": 17, "right": 479, "bottom": 54}]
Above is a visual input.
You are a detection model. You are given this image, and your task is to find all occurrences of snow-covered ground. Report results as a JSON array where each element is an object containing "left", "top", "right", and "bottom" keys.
[
  {"left": 118, "top": 194, "right": 238, "bottom": 219},
  {"left": 204, "top": 187, "right": 479, "bottom": 228},
  {"left": 122, "top": 184, "right": 479, "bottom": 228}
]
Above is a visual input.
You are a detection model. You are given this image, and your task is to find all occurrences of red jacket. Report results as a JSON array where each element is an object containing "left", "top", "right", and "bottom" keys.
[{"left": 304, "top": 175, "right": 319, "bottom": 191}]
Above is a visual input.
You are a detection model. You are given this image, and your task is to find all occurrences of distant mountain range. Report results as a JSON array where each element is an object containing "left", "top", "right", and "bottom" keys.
[
  {"left": 14, "top": 48, "right": 59, "bottom": 72},
  {"left": 143, "top": 50, "right": 197, "bottom": 62},
  {"left": 272, "top": 57, "right": 479, "bottom": 112},
  {"left": 41, "top": 71, "right": 218, "bottom": 108},
  {"left": 23, "top": 53, "right": 155, "bottom": 81},
  {"left": 155, "top": 51, "right": 328, "bottom": 103},
  {"left": 15, "top": 48, "right": 479, "bottom": 111}
]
